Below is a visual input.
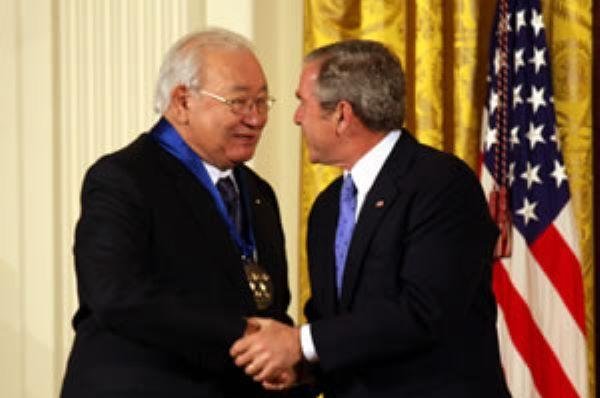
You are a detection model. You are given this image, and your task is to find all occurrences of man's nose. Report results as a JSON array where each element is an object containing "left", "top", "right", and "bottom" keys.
[{"left": 242, "top": 106, "right": 266, "bottom": 126}]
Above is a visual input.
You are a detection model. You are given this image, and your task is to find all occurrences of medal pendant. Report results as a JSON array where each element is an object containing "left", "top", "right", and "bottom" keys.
[{"left": 243, "top": 261, "right": 274, "bottom": 310}]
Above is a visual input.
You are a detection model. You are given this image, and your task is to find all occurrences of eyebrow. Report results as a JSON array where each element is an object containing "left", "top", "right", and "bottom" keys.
[{"left": 229, "top": 84, "right": 269, "bottom": 94}]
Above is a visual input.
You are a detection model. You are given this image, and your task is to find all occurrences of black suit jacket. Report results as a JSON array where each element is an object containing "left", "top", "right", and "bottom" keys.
[
  {"left": 61, "top": 123, "right": 296, "bottom": 397},
  {"left": 305, "top": 132, "right": 511, "bottom": 398}
]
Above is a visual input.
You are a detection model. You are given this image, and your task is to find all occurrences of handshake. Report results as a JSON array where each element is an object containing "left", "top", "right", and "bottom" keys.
[{"left": 229, "top": 317, "right": 304, "bottom": 391}]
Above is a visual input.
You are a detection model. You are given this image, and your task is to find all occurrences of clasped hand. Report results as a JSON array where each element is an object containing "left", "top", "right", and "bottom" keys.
[{"left": 230, "top": 317, "right": 302, "bottom": 390}]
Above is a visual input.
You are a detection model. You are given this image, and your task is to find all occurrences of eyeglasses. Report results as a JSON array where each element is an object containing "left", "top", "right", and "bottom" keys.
[{"left": 196, "top": 89, "right": 276, "bottom": 115}]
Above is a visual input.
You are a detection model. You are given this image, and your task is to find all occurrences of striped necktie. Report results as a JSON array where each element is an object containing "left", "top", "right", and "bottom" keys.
[{"left": 216, "top": 176, "right": 242, "bottom": 235}]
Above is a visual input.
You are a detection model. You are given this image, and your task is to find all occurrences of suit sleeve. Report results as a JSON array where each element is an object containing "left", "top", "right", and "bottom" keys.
[
  {"left": 309, "top": 161, "right": 498, "bottom": 372},
  {"left": 74, "top": 159, "right": 246, "bottom": 367}
]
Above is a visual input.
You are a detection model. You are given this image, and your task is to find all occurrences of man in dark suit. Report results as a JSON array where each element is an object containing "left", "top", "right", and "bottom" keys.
[
  {"left": 61, "top": 28, "right": 301, "bottom": 397},
  {"left": 231, "top": 40, "right": 511, "bottom": 397}
]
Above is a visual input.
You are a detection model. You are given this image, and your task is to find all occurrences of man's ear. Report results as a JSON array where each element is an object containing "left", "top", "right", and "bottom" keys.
[
  {"left": 168, "top": 85, "right": 191, "bottom": 124},
  {"left": 335, "top": 100, "right": 354, "bottom": 135}
]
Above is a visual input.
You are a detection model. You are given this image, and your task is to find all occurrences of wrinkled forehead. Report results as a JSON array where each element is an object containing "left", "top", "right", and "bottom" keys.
[{"left": 199, "top": 47, "right": 268, "bottom": 93}]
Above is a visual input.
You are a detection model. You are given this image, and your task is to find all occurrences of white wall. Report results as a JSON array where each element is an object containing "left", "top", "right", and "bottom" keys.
[{"left": 0, "top": 0, "right": 302, "bottom": 396}]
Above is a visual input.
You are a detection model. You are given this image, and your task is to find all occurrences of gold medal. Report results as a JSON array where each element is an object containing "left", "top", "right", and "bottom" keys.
[{"left": 243, "top": 261, "right": 274, "bottom": 310}]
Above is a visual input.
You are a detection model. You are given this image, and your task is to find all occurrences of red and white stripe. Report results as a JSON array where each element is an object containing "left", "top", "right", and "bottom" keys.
[{"left": 480, "top": 164, "right": 588, "bottom": 398}]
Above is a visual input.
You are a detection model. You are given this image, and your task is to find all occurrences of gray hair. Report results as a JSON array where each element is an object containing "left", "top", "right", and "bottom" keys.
[
  {"left": 305, "top": 40, "right": 406, "bottom": 132},
  {"left": 154, "top": 28, "right": 254, "bottom": 114}
]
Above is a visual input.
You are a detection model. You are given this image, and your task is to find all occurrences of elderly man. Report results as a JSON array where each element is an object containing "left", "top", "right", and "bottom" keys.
[
  {"left": 61, "top": 28, "right": 300, "bottom": 397},
  {"left": 231, "top": 40, "right": 511, "bottom": 398}
]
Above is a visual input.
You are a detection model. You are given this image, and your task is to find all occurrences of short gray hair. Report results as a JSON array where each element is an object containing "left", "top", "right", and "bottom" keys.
[
  {"left": 154, "top": 28, "right": 254, "bottom": 114},
  {"left": 305, "top": 40, "right": 406, "bottom": 132}
]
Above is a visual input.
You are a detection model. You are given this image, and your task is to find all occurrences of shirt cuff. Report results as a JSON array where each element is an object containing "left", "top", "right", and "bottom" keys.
[{"left": 300, "top": 324, "right": 319, "bottom": 363}]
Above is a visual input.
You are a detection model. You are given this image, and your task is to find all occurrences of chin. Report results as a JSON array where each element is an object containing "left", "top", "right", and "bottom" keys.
[
  {"left": 309, "top": 155, "right": 320, "bottom": 164},
  {"left": 231, "top": 150, "right": 256, "bottom": 165},
  {"left": 307, "top": 149, "right": 320, "bottom": 164}
]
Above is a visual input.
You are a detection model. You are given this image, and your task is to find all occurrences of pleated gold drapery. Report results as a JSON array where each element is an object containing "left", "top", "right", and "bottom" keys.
[{"left": 299, "top": 0, "right": 594, "bottom": 395}]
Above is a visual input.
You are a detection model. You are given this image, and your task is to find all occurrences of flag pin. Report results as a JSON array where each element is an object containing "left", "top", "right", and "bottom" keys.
[{"left": 375, "top": 200, "right": 385, "bottom": 208}]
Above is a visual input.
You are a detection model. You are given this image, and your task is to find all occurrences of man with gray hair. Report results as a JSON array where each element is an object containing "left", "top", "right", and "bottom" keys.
[
  {"left": 231, "top": 40, "right": 511, "bottom": 397},
  {"left": 61, "top": 28, "right": 302, "bottom": 397}
]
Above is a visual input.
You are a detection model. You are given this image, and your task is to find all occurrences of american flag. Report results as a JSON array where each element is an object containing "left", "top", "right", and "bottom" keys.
[{"left": 480, "top": 0, "right": 588, "bottom": 397}]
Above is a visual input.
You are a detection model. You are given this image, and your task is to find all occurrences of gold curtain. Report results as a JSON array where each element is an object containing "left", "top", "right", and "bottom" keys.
[{"left": 299, "top": 0, "right": 594, "bottom": 395}]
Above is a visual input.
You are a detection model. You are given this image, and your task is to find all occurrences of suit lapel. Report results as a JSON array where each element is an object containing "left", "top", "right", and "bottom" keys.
[
  {"left": 340, "top": 132, "right": 420, "bottom": 308},
  {"left": 314, "top": 179, "right": 343, "bottom": 317},
  {"left": 155, "top": 146, "right": 256, "bottom": 309},
  {"left": 236, "top": 167, "right": 273, "bottom": 272}
]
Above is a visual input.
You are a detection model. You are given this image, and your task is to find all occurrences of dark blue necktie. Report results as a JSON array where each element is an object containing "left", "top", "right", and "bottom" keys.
[
  {"left": 335, "top": 174, "right": 357, "bottom": 298},
  {"left": 216, "top": 176, "right": 242, "bottom": 235}
]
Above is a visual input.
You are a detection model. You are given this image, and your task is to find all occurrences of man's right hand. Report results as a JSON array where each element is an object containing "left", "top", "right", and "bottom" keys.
[{"left": 230, "top": 317, "right": 302, "bottom": 388}]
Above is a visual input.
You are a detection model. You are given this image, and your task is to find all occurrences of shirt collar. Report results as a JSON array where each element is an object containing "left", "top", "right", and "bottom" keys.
[
  {"left": 347, "top": 130, "right": 401, "bottom": 199},
  {"left": 203, "top": 161, "right": 234, "bottom": 185}
]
